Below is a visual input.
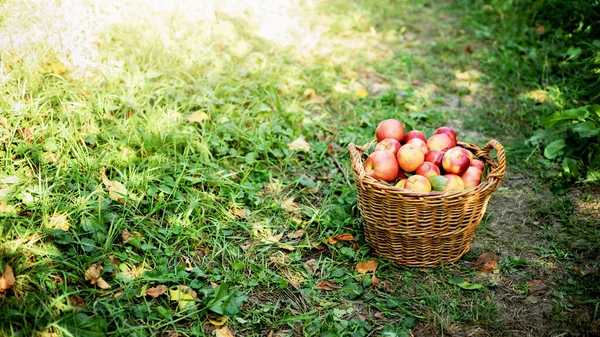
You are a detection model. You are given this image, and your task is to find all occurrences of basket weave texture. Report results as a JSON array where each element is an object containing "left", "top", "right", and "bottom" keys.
[{"left": 348, "top": 140, "right": 506, "bottom": 267}]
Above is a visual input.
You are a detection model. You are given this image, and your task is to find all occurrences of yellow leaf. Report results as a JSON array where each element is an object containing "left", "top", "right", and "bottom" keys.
[
  {"left": 287, "top": 137, "right": 311, "bottom": 152},
  {"left": 169, "top": 286, "right": 197, "bottom": 309},
  {"left": 0, "top": 264, "right": 15, "bottom": 292},
  {"left": 0, "top": 201, "right": 16, "bottom": 216},
  {"left": 356, "top": 260, "right": 378, "bottom": 274},
  {"left": 524, "top": 89, "right": 549, "bottom": 103},
  {"left": 50, "top": 213, "right": 70, "bottom": 231},
  {"left": 187, "top": 111, "right": 211, "bottom": 123},
  {"left": 261, "top": 233, "right": 283, "bottom": 244},
  {"left": 280, "top": 197, "right": 298, "bottom": 212},
  {"left": 215, "top": 326, "right": 235, "bottom": 337},
  {"left": 108, "top": 181, "right": 127, "bottom": 203},
  {"left": 208, "top": 313, "right": 228, "bottom": 326},
  {"left": 278, "top": 243, "right": 295, "bottom": 251},
  {"left": 41, "top": 61, "right": 67, "bottom": 75},
  {"left": 146, "top": 285, "right": 168, "bottom": 298},
  {"left": 355, "top": 89, "right": 369, "bottom": 99}
]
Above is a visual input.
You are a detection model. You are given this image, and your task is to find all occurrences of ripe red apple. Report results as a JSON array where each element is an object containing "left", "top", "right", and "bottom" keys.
[
  {"left": 442, "top": 174, "right": 465, "bottom": 192},
  {"left": 471, "top": 159, "right": 484, "bottom": 171},
  {"left": 433, "top": 127, "right": 457, "bottom": 147},
  {"left": 415, "top": 161, "right": 441, "bottom": 178},
  {"left": 364, "top": 151, "right": 399, "bottom": 182},
  {"left": 442, "top": 147, "right": 471, "bottom": 175},
  {"left": 375, "top": 138, "right": 402, "bottom": 157},
  {"left": 396, "top": 169, "right": 407, "bottom": 180},
  {"left": 407, "top": 138, "right": 428, "bottom": 154},
  {"left": 395, "top": 178, "right": 407, "bottom": 188},
  {"left": 461, "top": 166, "right": 483, "bottom": 188},
  {"left": 427, "top": 134, "right": 454, "bottom": 152},
  {"left": 403, "top": 130, "right": 427, "bottom": 144},
  {"left": 397, "top": 143, "right": 425, "bottom": 173},
  {"left": 404, "top": 174, "right": 432, "bottom": 192},
  {"left": 424, "top": 149, "right": 445, "bottom": 168},
  {"left": 376, "top": 119, "right": 404, "bottom": 142}
]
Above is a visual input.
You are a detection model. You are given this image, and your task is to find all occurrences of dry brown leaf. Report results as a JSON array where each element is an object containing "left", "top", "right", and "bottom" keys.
[
  {"left": 267, "top": 331, "right": 273, "bottom": 337},
  {"left": 233, "top": 208, "right": 249, "bottom": 219},
  {"left": 108, "top": 255, "right": 122, "bottom": 266},
  {"left": 371, "top": 274, "right": 379, "bottom": 287},
  {"left": 287, "top": 137, "right": 311, "bottom": 153},
  {"left": 100, "top": 171, "right": 128, "bottom": 203},
  {"left": 122, "top": 229, "right": 134, "bottom": 243},
  {"left": 356, "top": 260, "right": 378, "bottom": 274},
  {"left": 281, "top": 198, "right": 298, "bottom": 212},
  {"left": 69, "top": 295, "right": 85, "bottom": 307},
  {"left": 528, "top": 279, "right": 547, "bottom": 294},
  {"left": 210, "top": 281, "right": 219, "bottom": 288},
  {"left": 324, "top": 234, "right": 355, "bottom": 245},
  {"left": 287, "top": 229, "right": 305, "bottom": 239},
  {"left": 315, "top": 280, "right": 341, "bottom": 291},
  {"left": 312, "top": 242, "right": 326, "bottom": 250},
  {"left": 146, "top": 285, "right": 168, "bottom": 298},
  {"left": 85, "top": 264, "right": 102, "bottom": 282},
  {"left": 471, "top": 252, "right": 498, "bottom": 272},
  {"left": 111, "top": 290, "right": 124, "bottom": 298},
  {"left": 0, "top": 264, "right": 15, "bottom": 292},
  {"left": 215, "top": 326, "right": 235, "bottom": 337},
  {"left": 167, "top": 332, "right": 180, "bottom": 337},
  {"left": 187, "top": 111, "right": 211, "bottom": 123},
  {"left": 304, "top": 259, "right": 318, "bottom": 275},
  {"left": 95, "top": 277, "right": 112, "bottom": 290},
  {"left": 261, "top": 233, "right": 283, "bottom": 244}
]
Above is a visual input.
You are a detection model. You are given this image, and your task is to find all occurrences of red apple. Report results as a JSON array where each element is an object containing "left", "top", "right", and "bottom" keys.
[
  {"left": 403, "top": 130, "right": 427, "bottom": 144},
  {"left": 407, "top": 138, "right": 428, "bottom": 154},
  {"left": 375, "top": 138, "right": 402, "bottom": 157},
  {"left": 376, "top": 119, "right": 404, "bottom": 142},
  {"left": 461, "top": 166, "right": 483, "bottom": 188},
  {"left": 442, "top": 174, "right": 465, "bottom": 192},
  {"left": 471, "top": 159, "right": 484, "bottom": 171},
  {"left": 427, "top": 134, "right": 454, "bottom": 152},
  {"left": 415, "top": 161, "right": 441, "bottom": 178},
  {"left": 397, "top": 143, "right": 425, "bottom": 173},
  {"left": 424, "top": 149, "right": 445, "bottom": 168},
  {"left": 404, "top": 174, "right": 432, "bottom": 192},
  {"left": 433, "top": 127, "right": 457, "bottom": 147},
  {"left": 395, "top": 178, "right": 407, "bottom": 188},
  {"left": 442, "top": 147, "right": 471, "bottom": 175},
  {"left": 364, "top": 151, "right": 399, "bottom": 182},
  {"left": 396, "top": 169, "right": 407, "bottom": 180}
]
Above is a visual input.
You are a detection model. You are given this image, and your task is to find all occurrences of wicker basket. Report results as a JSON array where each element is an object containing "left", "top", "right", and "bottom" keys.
[{"left": 348, "top": 140, "right": 506, "bottom": 267}]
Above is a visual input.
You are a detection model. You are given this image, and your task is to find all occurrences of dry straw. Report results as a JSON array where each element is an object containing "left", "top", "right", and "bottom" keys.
[{"left": 348, "top": 140, "right": 506, "bottom": 267}]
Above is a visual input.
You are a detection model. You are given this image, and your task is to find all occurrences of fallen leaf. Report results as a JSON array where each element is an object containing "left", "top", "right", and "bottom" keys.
[
  {"left": 146, "top": 285, "right": 168, "bottom": 298},
  {"left": 312, "top": 242, "right": 326, "bottom": 250},
  {"left": 261, "top": 233, "right": 283, "bottom": 244},
  {"left": 0, "top": 201, "right": 17, "bottom": 216},
  {"left": 41, "top": 61, "right": 67, "bottom": 75},
  {"left": 528, "top": 279, "right": 547, "bottom": 294},
  {"left": 208, "top": 313, "right": 228, "bottom": 326},
  {"left": 169, "top": 286, "right": 197, "bottom": 309},
  {"left": 324, "top": 234, "right": 355, "bottom": 245},
  {"left": 278, "top": 243, "right": 295, "bottom": 251},
  {"left": 287, "top": 137, "right": 311, "bottom": 153},
  {"left": 108, "top": 255, "right": 122, "bottom": 266},
  {"left": 85, "top": 264, "right": 112, "bottom": 289},
  {"left": 287, "top": 229, "right": 304, "bottom": 239},
  {"left": 167, "top": 332, "right": 180, "bottom": 337},
  {"left": 536, "top": 25, "right": 545, "bottom": 33},
  {"left": 210, "top": 281, "right": 219, "bottom": 288},
  {"left": 316, "top": 280, "right": 341, "bottom": 291},
  {"left": 471, "top": 252, "right": 498, "bottom": 272},
  {"left": 374, "top": 312, "right": 385, "bottom": 319},
  {"left": 122, "top": 229, "right": 134, "bottom": 243},
  {"left": 0, "top": 264, "right": 15, "bottom": 292},
  {"left": 95, "top": 277, "right": 112, "bottom": 290},
  {"left": 371, "top": 274, "right": 379, "bottom": 287},
  {"left": 524, "top": 89, "right": 549, "bottom": 104},
  {"left": 22, "top": 193, "right": 34, "bottom": 203},
  {"left": 18, "top": 128, "right": 32, "bottom": 142},
  {"left": 281, "top": 198, "right": 298, "bottom": 212},
  {"left": 303, "top": 88, "right": 325, "bottom": 104},
  {"left": 111, "top": 290, "right": 124, "bottom": 298},
  {"left": 2, "top": 176, "right": 19, "bottom": 184},
  {"left": 304, "top": 259, "right": 318, "bottom": 275},
  {"left": 574, "top": 264, "right": 598, "bottom": 277},
  {"left": 215, "top": 326, "right": 235, "bottom": 337},
  {"left": 233, "top": 208, "right": 249, "bottom": 219},
  {"left": 355, "top": 89, "right": 369, "bottom": 99},
  {"left": 187, "top": 111, "right": 211, "bottom": 123},
  {"left": 69, "top": 295, "right": 85, "bottom": 307},
  {"left": 356, "top": 260, "right": 378, "bottom": 274}
]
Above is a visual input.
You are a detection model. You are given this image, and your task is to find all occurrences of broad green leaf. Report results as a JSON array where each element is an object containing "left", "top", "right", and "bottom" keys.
[
  {"left": 541, "top": 107, "right": 589, "bottom": 127},
  {"left": 429, "top": 175, "right": 448, "bottom": 191},
  {"left": 543, "top": 139, "right": 566, "bottom": 159},
  {"left": 570, "top": 121, "right": 599, "bottom": 138},
  {"left": 61, "top": 313, "right": 108, "bottom": 337},
  {"left": 457, "top": 281, "right": 484, "bottom": 290}
]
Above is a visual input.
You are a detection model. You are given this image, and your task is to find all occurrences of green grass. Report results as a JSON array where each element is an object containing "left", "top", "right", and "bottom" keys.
[{"left": 1, "top": 0, "right": 599, "bottom": 336}]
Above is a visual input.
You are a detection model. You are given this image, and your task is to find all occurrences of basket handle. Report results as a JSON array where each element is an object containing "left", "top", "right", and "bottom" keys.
[
  {"left": 476, "top": 139, "right": 506, "bottom": 180},
  {"left": 348, "top": 143, "right": 368, "bottom": 190}
]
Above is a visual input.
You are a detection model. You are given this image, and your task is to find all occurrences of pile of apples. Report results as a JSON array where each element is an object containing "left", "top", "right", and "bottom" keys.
[{"left": 364, "top": 119, "right": 484, "bottom": 193}]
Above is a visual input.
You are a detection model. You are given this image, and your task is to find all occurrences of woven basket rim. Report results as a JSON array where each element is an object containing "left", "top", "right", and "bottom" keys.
[{"left": 348, "top": 139, "right": 506, "bottom": 198}]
